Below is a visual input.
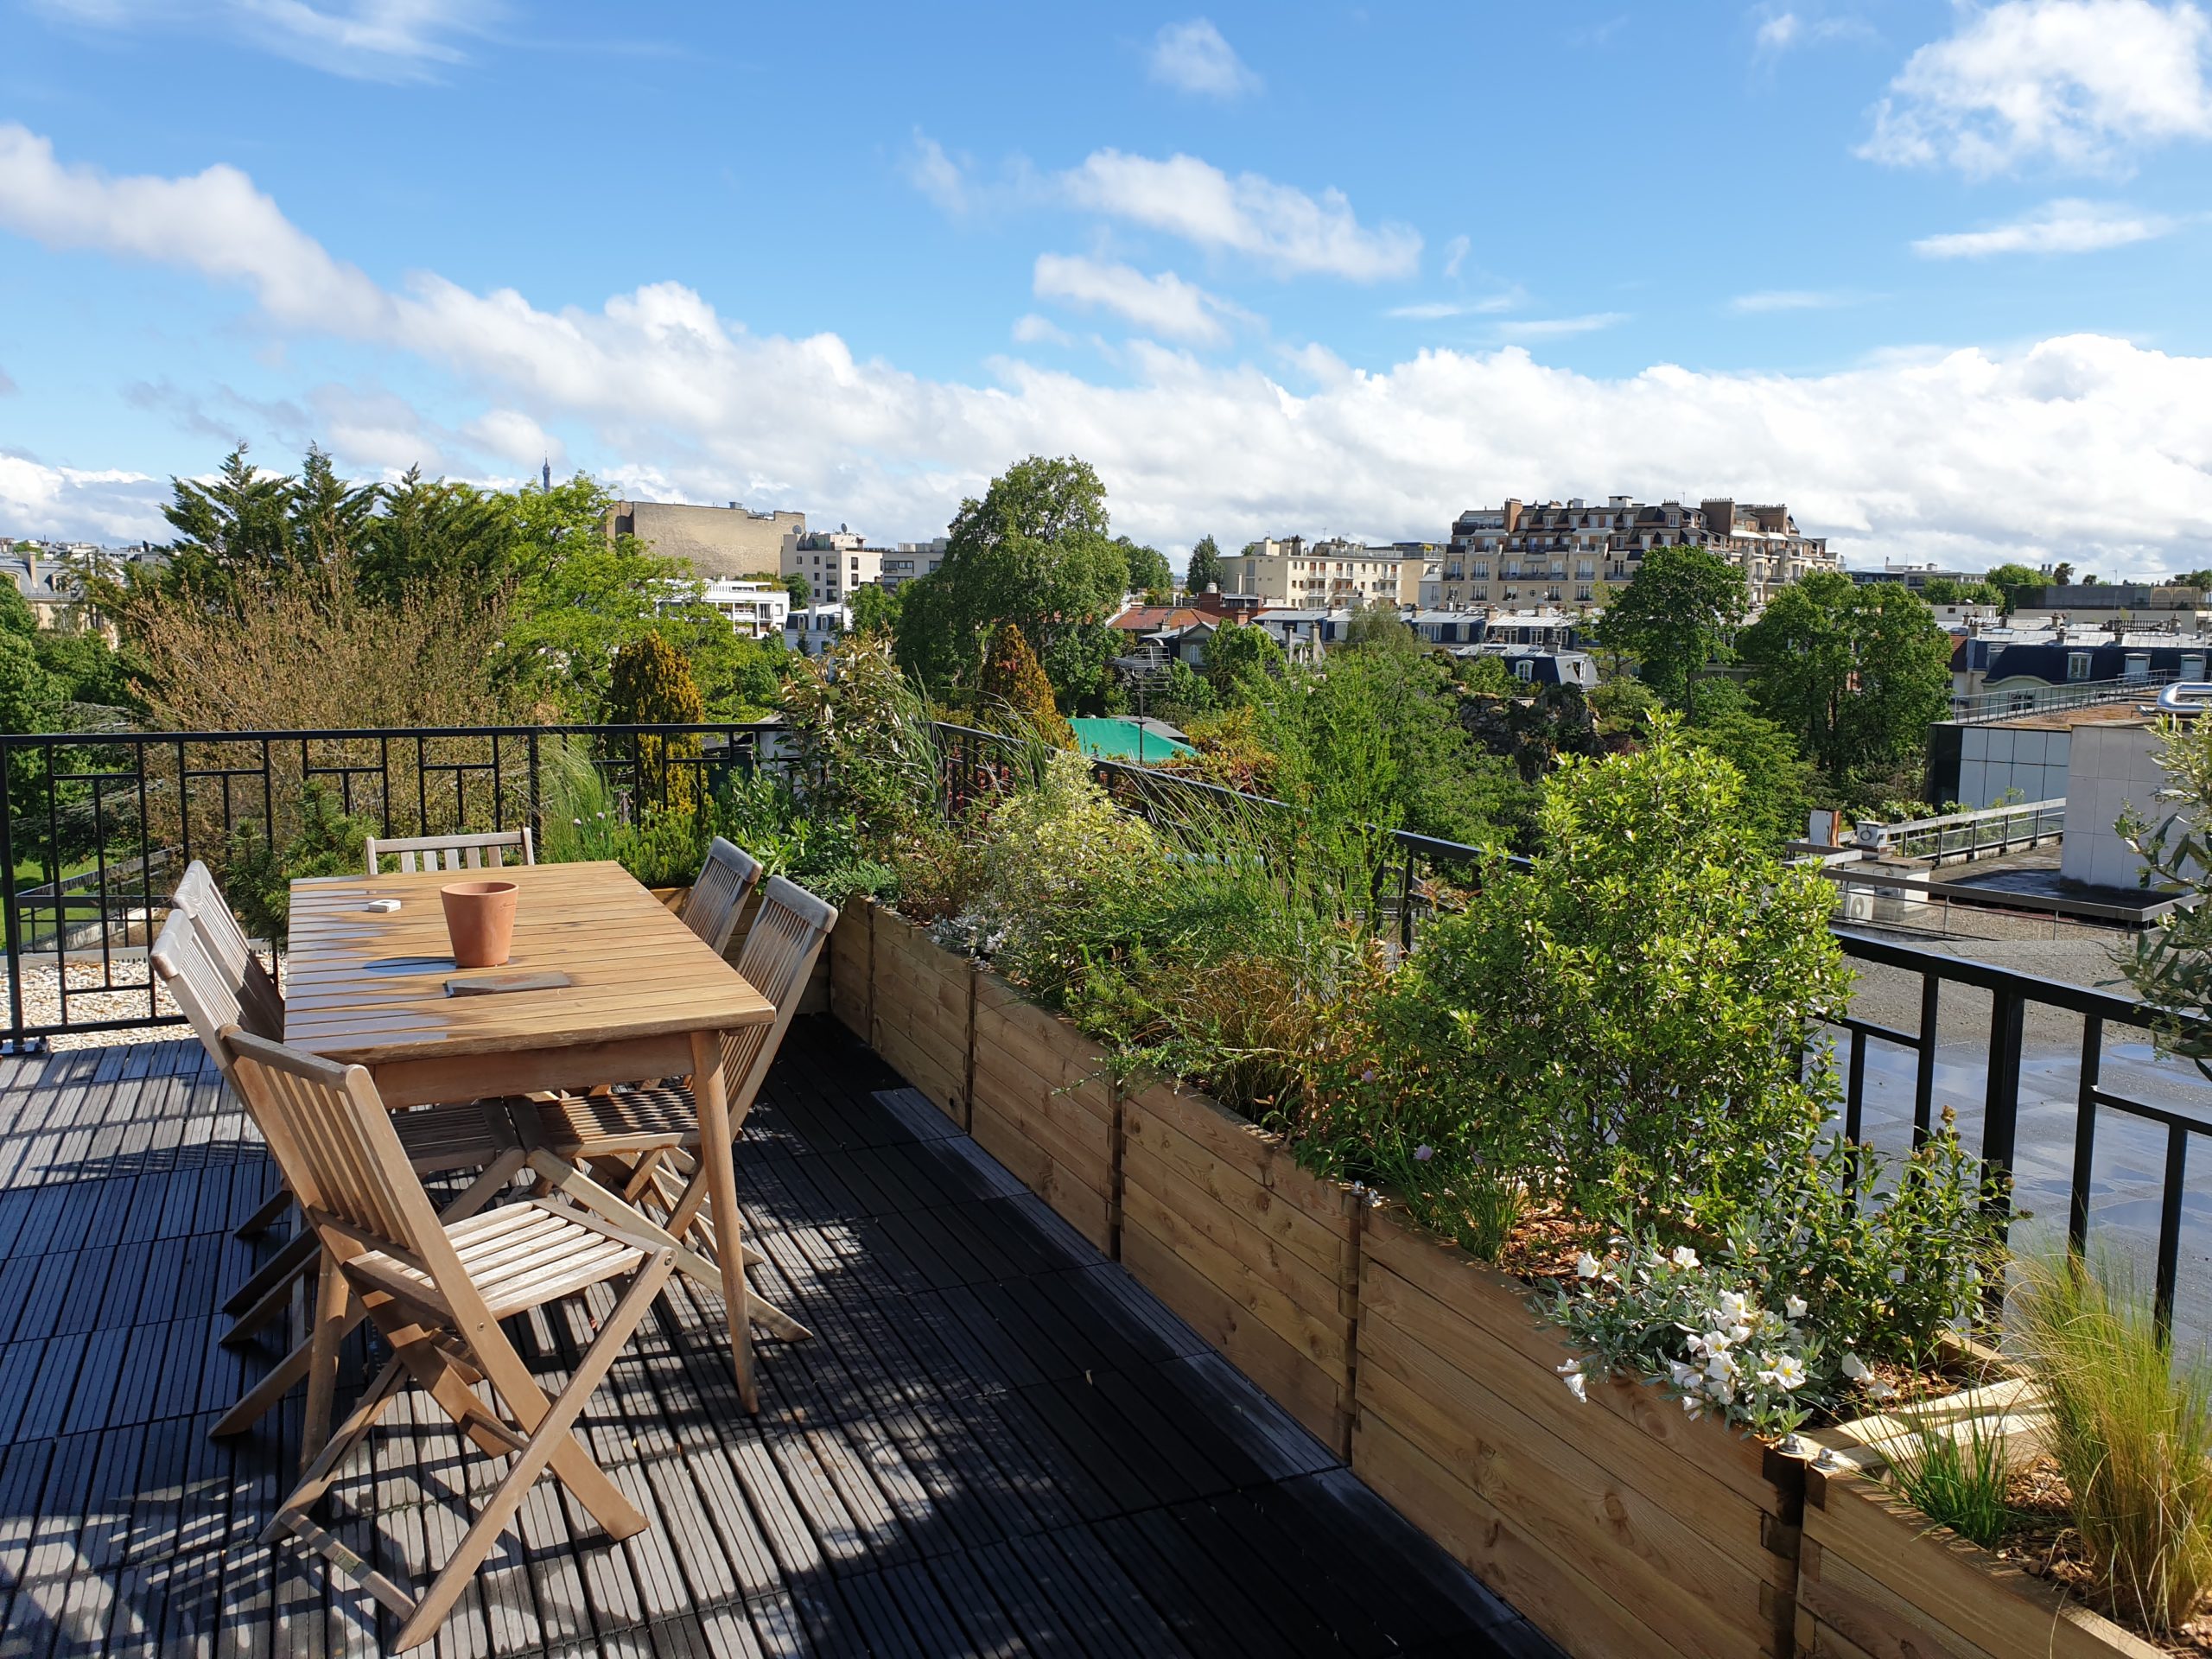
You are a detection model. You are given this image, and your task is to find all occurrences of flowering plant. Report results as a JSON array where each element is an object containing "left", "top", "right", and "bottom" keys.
[{"left": 1547, "top": 1235, "right": 1831, "bottom": 1436}]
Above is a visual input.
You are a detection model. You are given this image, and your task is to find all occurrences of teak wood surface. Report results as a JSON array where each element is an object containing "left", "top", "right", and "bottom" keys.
[{"left": 283, "top": 860, "right": 774, "bottom": 1388}]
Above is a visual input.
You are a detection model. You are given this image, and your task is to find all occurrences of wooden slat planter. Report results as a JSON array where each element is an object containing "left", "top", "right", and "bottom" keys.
[
  {"left": 1119, "top": 1080, "right": 1363, "bottom": 1457},
  {"left": 867, "top": 909, "right": 972, "bottom": 1124},
  {"left": 829, "top": 896, "right": 873, "bottom": 1040},
  {"left": 1355, "top": 1205, "right": 1805, "bottom": 1659},
  {"left": 969, "top": 972, "right": 1118, "bottom": 1251},
  {"left": 1796, "top": 1451, "right": 2162, "bottom": 1658}
]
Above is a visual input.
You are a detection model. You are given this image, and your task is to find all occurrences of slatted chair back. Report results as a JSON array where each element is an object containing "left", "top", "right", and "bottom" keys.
[
  {"left": 681, "top": 837, "right": 764, "bottom": 956},
  {"left": 365, "top": 828, "right": 536, "bottom": 875},
  {"left": 221, "top": 1028, "right": 480, "bottom": 1311},
  {"left": 151, "top": 910, "right": 280, "bottom": 1086},
  {"left": 712, "top": 876, "right": 836, "bottom": 1123},
  {"left": 169, "top": 860, "right": 284, "bottom": 1035}
]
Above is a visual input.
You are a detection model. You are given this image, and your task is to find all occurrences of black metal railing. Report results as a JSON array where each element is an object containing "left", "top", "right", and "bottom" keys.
[
  {"left": 1, "top": 722, "right": 776, "bottom": 1043},
  {"left": 9, "top": 717, "right": 2207, "bottom": 1334},
  {"left": 934, "top": 718, "right": 2210, "bottom": 1334}
]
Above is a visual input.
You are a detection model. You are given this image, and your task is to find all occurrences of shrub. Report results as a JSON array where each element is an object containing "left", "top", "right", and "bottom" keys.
[
  {"left": 2119, "top": 712, "right": 2211, "bottom": 1085},
  {"left": 2013, "top": 1253, "right": 2212, "bottom": 1634},
  {"left": 1382, "top": 716, "right": 1848, "bottom": 1231},
  {"left": 1885, "top": 1408, "right": 2014, "bottom": 1550},
  {"left": 607, "top": 632, "right": 706, "bottom": 814},
  {"left": 977, "top": 621, "right": 1076, "bottom": 748},
  {"left": 222, "top": 781, "right": 377, "bottom": 943}
]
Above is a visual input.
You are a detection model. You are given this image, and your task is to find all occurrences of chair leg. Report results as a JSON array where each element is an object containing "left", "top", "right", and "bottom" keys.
[
  {"left": 234, "top": 1186, "right": 293, "bottom": 1240},
  {"left": 221, "top": 1230, "right": 319, "bottom": 1327},
  {"left": 388, "top": 1253, "right": 673, "bottom": 1654},
  {"left": 300, "top": 1254, "right": 353, "bottom": 1479},
  {"left": 208, "top": 1149, "right": 531, "bottom": 1440},
  {"left": 262, "top": 1352, "right": 408, "bottom": 1544}
]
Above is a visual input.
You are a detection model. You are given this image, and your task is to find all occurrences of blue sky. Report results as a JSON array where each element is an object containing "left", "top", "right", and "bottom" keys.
[{"left": 3, "top": 1, "right": 2211, "bottom": 575}]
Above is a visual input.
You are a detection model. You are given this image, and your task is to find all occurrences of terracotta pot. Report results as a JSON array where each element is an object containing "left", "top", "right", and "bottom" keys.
[{"left": 441, "top": 880, "right": 518, "bottom": 968}]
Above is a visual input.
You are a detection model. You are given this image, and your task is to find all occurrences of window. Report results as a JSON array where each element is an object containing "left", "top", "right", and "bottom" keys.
[
  {"left": 1514, "top": 659, "right": 1535, "bottom": 683},
  {"left": 2067, "top": 651, "right": 2092, "bottom": 682},
  {"left": 1471, "top": 587, "right": 1488, "bottom": 601},
  {"left": 1576, "top": 585, "right": 1594, "bottom": 601}
]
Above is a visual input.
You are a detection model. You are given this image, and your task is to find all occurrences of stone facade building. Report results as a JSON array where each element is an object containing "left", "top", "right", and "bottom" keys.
[
  {"left": 1216, "top": 536, "right": 1424, "bottom": 607},
  {"left": 605, "top": 500, "right": 805, "bottom": 580},
  {"left": 1435, "top": 495, "right": 1836, "bottom": 611}
]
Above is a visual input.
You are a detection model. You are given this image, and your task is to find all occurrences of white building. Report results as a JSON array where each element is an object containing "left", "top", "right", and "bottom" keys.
[
  {"left": 783, "top": 534, "right": 948, "bottom": 604},
  {"left": 672, "top": 579, "right": 790, "bottom": 639},
  {"left": 784, "top": 601, "right": 849, "bottom": 655},
  {"left": 1218, "top": 537, "right": 1423, "bottom": 608}
]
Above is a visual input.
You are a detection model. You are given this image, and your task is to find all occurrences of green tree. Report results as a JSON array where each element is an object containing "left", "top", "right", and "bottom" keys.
[
  {"left": 1985, "top": 562, "right": 2043, "bottom": 613},
  {"left": 848, "top": 582, "right": 901, "bottom": 636},
  {"left": 782, "top": 570, "right": 811, "bottom": 607},
  {"left": 2118, "top": 714, "right": 2212, "bottom": 1084},
  {"left": 0, "top": 632, "right": 60, "bottom": 734},
  {"left": 1452, "top": 653, "right": 1516, "bottom": 698},
  {"left": 1592, "top": 545, "right": 1749, "bottom": 707},
  {"left": 150, "top": 444, "right": 304, "bottom": 601},
  {"left": 2052, "top": 562, "right": 2075, "bottom": 586},
  {"left": 1738, "top": 574, "right": 1955, "bottom": 777},
  {"left": 2173, "top": 568, "right": 2212, "bottom": 589},
  {"left": 1680, "top": 680, "right": 1816, "bottom": 848},
  {"left": 1340, "top": 599, "right": 1416, "bottom": 655},
  {"left": 978, "top": 621, "right": 1076, "bottom": 747},
  {"left": 607, "top": 632, "right": 707, "bottom": 813},
  {"left": 1202, "top": 619, "right": 1283, "bottom": 697},
  {"left": 894, "top": 455, "right": 1128, "bottom": 702},
  {"left": 1184, "top": 534, "right": 1226, "bottom": 596},
  {"left": 358, "top": 466, "right": 510, "bottom": 599},
  {"left": 1116, "top": 537, "right": 1173, "bottom": 598},
  {"left": 1918, "top": 577, "right": 2000, "bottom": 606}
]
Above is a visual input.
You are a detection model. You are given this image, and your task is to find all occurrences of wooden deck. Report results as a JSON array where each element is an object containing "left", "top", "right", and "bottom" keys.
[{"left": 0, "top": 1018, "right": 1556, "bottom": 1658}]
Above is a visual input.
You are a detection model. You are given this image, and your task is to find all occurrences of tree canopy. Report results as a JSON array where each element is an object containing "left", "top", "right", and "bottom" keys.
[
  {"left": 1592, "top": 545, "right": 1749, "bottom": 706},
  {"left": 894, "top": 454, "right": 1128, "bottom": 704},
  {"left": 1117, "top": 537, "right": 1173, "bottom": 599},
  {"left": 1184, "top": 534, "right": 1226, "bottom": 596},
  {"left": 1737, "top": 573, "right": 1954, "bottom": 777}
]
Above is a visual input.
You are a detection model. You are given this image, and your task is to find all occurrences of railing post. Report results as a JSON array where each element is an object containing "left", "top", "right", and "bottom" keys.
[
  {"left": 1911, "top": 975, "right": 1940, "bottom": 1142},
  {"left": 2155, "top": 1127, "right": 2187, "bottom": 1344},
  {"left": 2068, "top": 1017, "right": 2101, "bottom": 1255},
  {"left": 0, "top": 740, "right": 24, "bottom": 1052},
  {"left": 1981, "top": 986, "right": 2024, "bottom": 1226},
  {"left": 527, "top": 729, "right": 543, "bottom": 848}
]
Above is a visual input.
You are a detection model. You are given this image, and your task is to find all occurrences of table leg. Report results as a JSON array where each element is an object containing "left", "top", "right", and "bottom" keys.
[{"left": 689, "top": 1029, "right": 758, "bottom": 1412}]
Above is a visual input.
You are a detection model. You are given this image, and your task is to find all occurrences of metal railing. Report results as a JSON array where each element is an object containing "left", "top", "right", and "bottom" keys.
[
  {"left": 8, "top": 718, "right": 2206, "bottom": 1334},
  {"left": 1, "top": 722, "right": 776, "bottom": 1042},
  {"left": 1852, "top": 798, "right": 2066, "bottom": 861},
  {"left": 1948, "top": 671, "right": 2177, "bottom": 724}
]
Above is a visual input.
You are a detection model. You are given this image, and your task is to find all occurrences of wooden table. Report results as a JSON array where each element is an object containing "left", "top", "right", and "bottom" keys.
[{"left": 284, "top": 860, "right": 776, "bottom": 1396}]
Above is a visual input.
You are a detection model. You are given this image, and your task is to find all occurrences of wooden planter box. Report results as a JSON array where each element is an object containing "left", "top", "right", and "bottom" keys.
[
  {"left": 969, "top": 972, "right": 1118, "bottom": 1252},
  {"left": 1798, "top": 1421, "right": 2162, "bottom": 1658},
  {"left": 867, "top": 910, "right": 971, "bottom": 1124},
  {"left": 1118, "top": 1080, "right": 1363, "bottom": 1456},
  {"left": 829, "top": 897, "right": 873, "bottom": 1041},
  {"left": 1355, "top": 1206, "right": 1804, "bottom": 1659}
]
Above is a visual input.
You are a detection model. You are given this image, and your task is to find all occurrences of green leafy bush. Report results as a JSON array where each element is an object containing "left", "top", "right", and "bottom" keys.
[{"left": 222, "top": 781, "right": 378, "bottom": 943}]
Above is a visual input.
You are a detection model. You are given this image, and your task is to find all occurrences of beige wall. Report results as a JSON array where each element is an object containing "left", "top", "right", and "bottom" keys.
[{"left": 607, "top": 501, "right": 804, "bottom": 579}]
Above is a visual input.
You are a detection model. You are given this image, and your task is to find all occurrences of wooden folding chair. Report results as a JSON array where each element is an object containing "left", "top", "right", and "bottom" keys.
[
  {"left": 225, "top": 1028, "right": 673, "bottom": 1654},
  {"left": 365, "top": 828, "right": 535, "bottom": 874},
  {"left": 680, "top": 836, "right": 764, "bottom": 956},
  {"left": 521, "top": 876, "right": 836, "bottom": 1402},
  {"left": 150, "top": 908, "right": 530, "bottom": 1436}
]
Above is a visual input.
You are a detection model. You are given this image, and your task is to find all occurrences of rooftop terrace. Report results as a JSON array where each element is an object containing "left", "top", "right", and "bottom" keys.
[{"left": 0, "top": 1014, "right": 1552, "bottom": 1657}]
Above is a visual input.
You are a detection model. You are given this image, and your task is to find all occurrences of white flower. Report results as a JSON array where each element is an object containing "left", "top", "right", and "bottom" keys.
[
  {"left": 1708, "top": 1376, "right": 1737, "bottom": 1407},
  {"left": 1668, "top": 1360, "right": 1700, "bottom": 1390},
  {"left": 1555, "top": 1359, "right": 1588, "bottom": 1403},
  {"left": 1866, "top": 1381, "right": 1899, "bottom": 1403},
  {"left": 1706, "top": 1351, "right": 1741, "bottom": 1383},
  {"left": 1784, "top": 1295, "right": 1808, "bottom": 1320},
  {"left": 1840, "top": 1351, "right": 1872, "bottom": 1383},
  {"left": 1682, "top": 1395, "right": 1706, "bottom": 1420},
  {"left": 1575, "top": 1252, "right": 1601, "bottom": 1280},
  {"left": 1761, "top": 1356, "right": 1807, "bottom": 1391},
  {"left": 1728, "top": 1323, "right": 1753, "bottom": 1345},
  {"left": 1700, "top": 1330, "right": 1732, "bottom": 1357},
  {"left": 1670, "top": 1246, "right": 1700, "bottom": 1270},
  {"left": 1714, "top": 1290, "right": 1750, "bottom": 1325}
]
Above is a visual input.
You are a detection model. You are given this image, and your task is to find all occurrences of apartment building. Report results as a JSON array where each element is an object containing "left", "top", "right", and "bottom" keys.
[
  {"left": 1436, "top": 495, "right": 1836, "bottom": 611},
  {"left": 783, "top": 534, "right": 948, "bottom": 603},
  {"left": 1216, "top": 537, "right": 1424, "bottom": 607},
  {"left": 663, "top": 579, "right": 791, "bottom": 639}
]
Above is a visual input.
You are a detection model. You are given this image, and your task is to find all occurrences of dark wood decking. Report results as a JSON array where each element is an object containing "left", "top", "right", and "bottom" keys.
[{"left": 0, "top": 1019, "right": 1555, "bottom": 1658}]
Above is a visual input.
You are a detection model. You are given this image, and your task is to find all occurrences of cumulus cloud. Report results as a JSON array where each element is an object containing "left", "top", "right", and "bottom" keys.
[
  {"left": 6, "top": 127, "right": 2212, "bottom": 573},
  {"left": 0, "top": 453, "right": 166, "bottom": 542},
  {"left": 1060, "top": 149, "right": 1421, "bottom": 281},
  {"left": 1147, "top": 18, "right": 1260, "bottom": 98},
  {"left": 1032, "top": 253, "right": 1246, "bottom": 344},
  {"left": 1912, "top": 196, "right": 2180, "bottom": 255},
  {"left": 30, "top": 0, "right": 497, "bottom": 81},
  {"left": 1861, "top": 0, "right": 2212, "bottom": 175}
]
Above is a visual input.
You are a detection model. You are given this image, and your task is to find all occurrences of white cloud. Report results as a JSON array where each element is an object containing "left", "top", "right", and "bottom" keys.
[
  {"left": 460, "top": 407, "right": 563, "bottom": 471},
  {"left": 0, "top": 367, "right": 16, "bottom": 397},
  {"left": 1441, "top": 234, "right": 1469, "bottom": 280},
  {"left": 31, "top": 0, "right": 496, "bottom": 80},
  {"left": 1032, "top": 254, "right": 1245, "bottom": 345},
  {"left": 1386, "top": 293, "right": 1519, "bottom": 321},
  {"left": 1912, "top": 196, "right": 2180, "bottom": 254},
  {"left": 1497, "top": 313, "right": 1630, "bottom": 340},
  {"left": 1861, "top": 0, "right": 2212, "bottom": 175},
  {"left": 1729, "top": 289, "right": 1865, "bottom": 311},
  {"left": 1061, "top": 149, "right": 1421, "bottom": 282},
  {"left": 1147, "top": 18, "right": 1260, "bottom": 98},
  {"left": 0, "top": 453, "right": 166, "bottom": 542},
  {"left": 901, "top": 132, "right": 974, "bottom": 216},
  {"left": 1012, "top": 313, "right": 1074, "bottom": 346},
  {"left": 7, "top": 128, "right": 2212, "bottom": 574},
  {"left": 1753, "top": 7, "right": 1873, "bottom": 56}
]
